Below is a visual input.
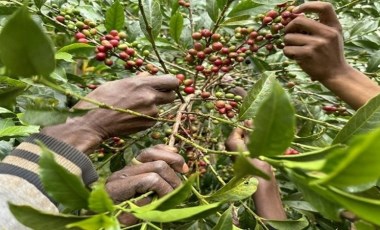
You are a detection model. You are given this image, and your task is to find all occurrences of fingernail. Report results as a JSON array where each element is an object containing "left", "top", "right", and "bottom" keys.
[{"left": 182, "top": 163, "right": 189, "bottom": 173}]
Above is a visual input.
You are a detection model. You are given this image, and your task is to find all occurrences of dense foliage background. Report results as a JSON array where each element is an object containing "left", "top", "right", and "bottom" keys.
[{"left": 0, "top": 0, "right": 380, "bottom": 229}]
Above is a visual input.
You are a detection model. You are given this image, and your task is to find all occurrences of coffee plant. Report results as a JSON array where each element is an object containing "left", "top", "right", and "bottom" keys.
[{"left": 1, "top": 0, "right": 380, "bottom": 229}]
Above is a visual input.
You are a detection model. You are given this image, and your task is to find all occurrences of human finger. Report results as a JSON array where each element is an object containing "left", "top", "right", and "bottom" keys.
[
  {"left": 106, "top": 173, "right": 173, "bottom": 201},
  {"left": 136, "top": 145, "right": 188, "bottom": 173},
  {"left": 285, "top": 16, "right": 330, "bottom": 36},
  {"left": 108, "top": 161, "right": 182, "bottom": 188},
  {"left": 284, "top": 33, "right": 319, "bottom": 46},
  {"left": 144, "top": 75, "right": 179, "bottom": 91},
  {"left": 153, "top": 90, "right": 176, "bottom": 105},
  {"left": 226, "top": 127, "right": 247, "bottom": 151},
  {"left": 293, "top": 2, "right": 341, "bottom": 30},
  {"left": 283, "top": 46, "right": 311, "bottom": 60}
]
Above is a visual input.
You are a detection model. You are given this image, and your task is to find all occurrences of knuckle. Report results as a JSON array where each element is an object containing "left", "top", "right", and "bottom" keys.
[
  {"left": 153, "top": 160, "right": 170, "bottom": 172},
  {"left": 144, "top": 172, "right": 161, "bottom": 185}
]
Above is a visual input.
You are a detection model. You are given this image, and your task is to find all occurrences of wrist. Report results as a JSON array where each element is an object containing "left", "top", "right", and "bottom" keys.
[{"left": 41, "top": 117, "right": 104, "bottom": 155}]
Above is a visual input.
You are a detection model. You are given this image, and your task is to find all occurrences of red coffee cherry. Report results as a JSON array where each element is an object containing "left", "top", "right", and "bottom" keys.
[
  {"left": 135, "top": 58, "right": 144, "bottom": 67},
  {"left": 262, "top": 16, "right": 273, "bottom": 25},
  {"left": 96, "top": 52, "right": 107, "bottom": 61},
  {"left": 118, "top": 51, "right": 129, "bottom": 60},
  {"left": 104, "top": 59, "right": 113, "bottom": 66},
  {"left": 192, "top": 32, "right": 202, "bottom": 40},
  {"left": 266, "top": 10, "right": 279, "bottom": 19},
  {"left": 201, "top": 91, "right": 211, "bottom": 99},
  {"left": 75, "top": 32, "right": 86, "bottom": 40},
  {"left": 194, "top": 42, "right": 203, "bottom": 51},
  {"left": 211, "top": 33, "right": 221, "bottom": 41},
  {"left": 176, "top": 74, "right": 186, "bottom": 83},
  {"left": 212, "top": 42, "right": 223, "bottom": 51},
  {"left": 184, "top": 86, "right": 195, "bottom": 94},
  {"left": 201, "top": 29, "right": 212, "bottom": 37},
  {"left": 78, "top": 38, "right": 89, "bottom": 43},
  {"left": 55, "top": 15, "right": 65, "bottom": 23},
  {"left": 215, "top": 100, "right": 225, "bottom": 109},
  {"left": 109, "top": 30, "right": 119, "bottom": 37}
]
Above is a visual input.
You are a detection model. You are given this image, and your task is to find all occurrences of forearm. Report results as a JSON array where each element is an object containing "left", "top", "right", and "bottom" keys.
[{"left": 320, "top": 66, "right": 380, "bottom": 110}]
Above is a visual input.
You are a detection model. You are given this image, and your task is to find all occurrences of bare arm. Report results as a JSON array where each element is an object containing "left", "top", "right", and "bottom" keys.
[{"left": 284, "top": 2, "right": 380, "bottom": 109}]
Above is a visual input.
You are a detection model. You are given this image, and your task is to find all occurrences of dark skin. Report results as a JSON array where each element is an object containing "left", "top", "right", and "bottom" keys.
[
  {"left": 284, "top": 2, "right": 380, "bottom": 109},
  {"left": 41, "top": 75, "right": 189, "bottom": 225}
]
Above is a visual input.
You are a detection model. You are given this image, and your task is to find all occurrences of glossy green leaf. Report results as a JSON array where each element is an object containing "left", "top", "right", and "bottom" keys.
[
  {"left": 139, "top": 0, "right": 162, "bottom": 41},
  {"left": 221, "top": 15, "right": 252, "bottom": 27},
  {"left": 34, "top": 0, "right": 47, "bottom": 9},
  {"left": 315, "top": 127, "right": 380, "bottom": 190},
  {"left": 169, "top": 11, "right": 184, "bottom": 44},
  {"left": 23, "top": 107, "right": 89, "bottom": 127},
  {"left": 205, "top": 177, "right": 258, "bottom": 202},
  {"left": 0, "top": 6, "right": 55, "bottom": 77},
  {"left": 105, "top": 0, "right": 125, "bottom": 32},
  {"left": 0, "top": 125, "right": 39, "bottom": 138},
  {"left": 212, "top": 205, "right": 233, "bottom": 230},
  {"left": 0, "top": 77, "right": 27, "bottom": 109},
  {"left": 132, "top": 202, "right": 222, "bottom": 222},
  {"left": 88, "top": 183, "right": 115, "bottom": 213},
  {"left": 55, "top": 52, "right": 74, "bottom": 62},
  {"left": 366, "top": 50, "right": 380, "bottom": 72},
  {"left": 57, "top": 43, "right": 95, "bottom": 56},
  {"left": 354, "top": 220, "right": 377, "bottom": 230},
  {"left": 39, "top": 143, "right": 90, "bottom": 210},
  {"left": 9, "top": 203, "right": 85, "bottom": 230},
  {"left": 0, "top": 107, "right": 13, "bottom": 114},
  {"left": 239, "top": 74, "right": 275, "bottom": 120},
  {"left": 228, "top": 0, "right": 262, "bottom": 17},
  {"left": 288, "top": 171, "right": 341, "bottom": 221},
  {"left": 266, "top": 216, "right": 309, "bottom": 230},
  {"left": 206, "top": 0, "right": 219, "bottom": 22},
  {"left": 333, "top": 93, "right": 380, "bottom": 144},
  {"left": 328, "top": 186, "right": 380, "bottom": 225},
  {"left": 233, "top": 156, "right": 270, "bottom": 180},
  {"left": 66, "top": 214, "right": 120, "bottom": 230},
  {"left": 248, "top": 81, "right": 296, "bottom": 157},
  {"left": 131, "top": 174, "right": 196, "bottom": 213}
]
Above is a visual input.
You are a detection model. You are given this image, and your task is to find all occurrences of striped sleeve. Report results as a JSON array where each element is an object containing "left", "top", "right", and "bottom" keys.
[{"left": 0, "top": 133, "right": 98, "bottom": 203}]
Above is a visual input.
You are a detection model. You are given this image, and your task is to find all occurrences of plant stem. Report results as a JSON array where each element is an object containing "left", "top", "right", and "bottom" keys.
[
  {"left": 336, "top": 0, "right": 365, "bottom": 13},
  {"left": 168, "top": 94, "right": 195, "bottom": 146},
  {"left": 295, "top": 114, "right": 341, "bottom": 131},
  {"left": 137, "top": 0, "right": 184, "bottom": 103},
  {"left": 175, "top": 134, "right": 248, "bottom": 156},
  {"left": 38, "top": 78, "right": 173, "bottom": 122}
]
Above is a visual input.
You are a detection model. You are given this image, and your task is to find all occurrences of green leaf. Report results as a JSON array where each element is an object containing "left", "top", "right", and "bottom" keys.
[
  {"left": 0, "top": 6, "right": 55, "bottom": 77},
  {"left": 105, "top": 0, "right": 125, "bottom": 32},
  {"left": 288, "top": 171, "right": 341, "bottom": 221},
  {"left": 132, "top": 202, "right": 222, "bottom": 222},
  {"left": 131, "top": 174, "right": 196, "bottom": 213},
  {"left": 206, "top": 0, "right": 219, "bottom": 22},
  {"left": 0, "top": 77, "right": 27, "bottom": 108},
  {"left": 315, "top": 127, "right": 380, "bottom": 190},
  {"left": 228, "top": 0, "right": 263, "bottom": 17},
  {"left": 239, "top": 74, "right": 275, "bottom": 120},
  {"left": 57, "top": 43, "right": 95, "bottom": 56},
  {"left": 55, "top": 52, "right": 74, "bottom": 62},
  {"left": 212, "top": 205, "right": 233, "bottom": 230},
  {"left": 216, "top": 0, "right": 228, "bottom": 10},
  {"left": 88, "top": 183, "right": 115, "bottom": 213},
  {"left": 221, "top": 15, "right": 252, "bottom": 27},
  {"left": 248, "top": 80, "right": 296, "bottom": 157},
  {"left": 366, "top": 50, "right": 380, "bottom": 72},
  {"left": 34, "top": 0, "right": 47, "bottom": 9},
  {"left": 266, "top": 216, "right": 309, "bottom": 230},
  {"left": 233, "top": 156, "right": 270, "bottom": 180},
  {"left": 333, "top": 93, "right": 380, "bottom": 144},
  {"left": 0, "top": 125, "right": 39, "bottom": 138},
  {"left": 139, "top": 0, "right": 162, "bottom": 41},
  {"left": 169, "top": 11, "right": 184, "bottom": 44},
  {"left": 0, "top": 107, "right": 13, "bottom": 114},
  {"left": 8, "top": 203, "right": 85, "bottom": 230},
  {"left": 67, "top": 214, "right": 120, "bottom": 230},
  {"left": 205, "top": 176, "right": 258, "bottom": 202},
  {"left": 39, "top": 143, "right": 90, "bottom": 210},
  {"left": 23, "top": 107, "right": 89, "bottom": 127},
  {"left": 328, "top": 186, "right": 380, "bottom": 225}
]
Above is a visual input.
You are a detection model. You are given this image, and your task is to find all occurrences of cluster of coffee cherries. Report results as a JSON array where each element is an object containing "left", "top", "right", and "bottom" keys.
[
  {"left": 178, "top": 0, "right": 190, "bottom": 8},
  {"left": 186, "top": 148, "right": 208, "bottom": 175},
  {"left": 322, "top": 105, "right": 349, "bottom": 116},
  {"left": 217, "top": 165, "right": 234, "bottom": 182}
]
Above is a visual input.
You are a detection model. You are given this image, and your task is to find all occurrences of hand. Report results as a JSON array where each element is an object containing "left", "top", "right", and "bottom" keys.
[
  {"left": 105, "top": 145, "right": 189, "bottom": 225},
  {"left": 283, "top": 2, "right": 350, "bottom": 82},
  {"left": 226, "top": 126, "right": 286, "bottom": 220},
  {"left": 42, "top": 75, "right": 179, "bottom": 153}
]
